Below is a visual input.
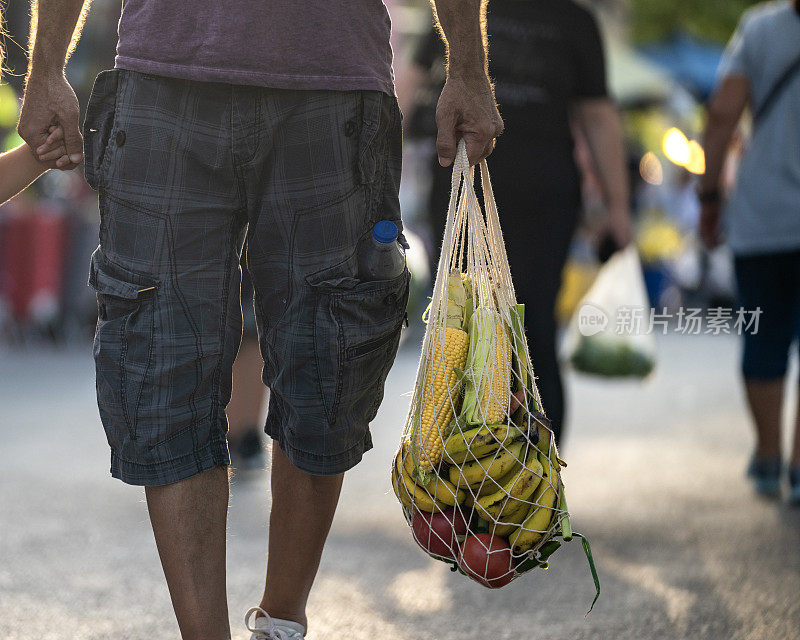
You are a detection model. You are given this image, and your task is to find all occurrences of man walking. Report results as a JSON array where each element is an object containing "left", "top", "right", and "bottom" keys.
[{"left": 18, "top": 1, "right": 502, "bottom": 638}]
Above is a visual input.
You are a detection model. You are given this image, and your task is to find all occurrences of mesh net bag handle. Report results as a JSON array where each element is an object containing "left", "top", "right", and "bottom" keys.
[
  {"left": 406, "top": 141, "right": 545, "bottom": 459},
  {"left": 393, "top": 141, "right": 568, "bottom": 587}
]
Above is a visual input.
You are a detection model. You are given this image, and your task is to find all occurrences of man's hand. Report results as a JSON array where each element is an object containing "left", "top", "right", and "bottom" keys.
[
  {"left": 436, "top": 74, "right": 503, "bottom": 167},
  {"left": 699, "top": 200, "right": 723, "bottom": 248},
  {"left": 431, "top": 0, "right": 502, "bottom": 166},
  {"left": 18, "top": 72, "right": 83, "bottom": 171}
]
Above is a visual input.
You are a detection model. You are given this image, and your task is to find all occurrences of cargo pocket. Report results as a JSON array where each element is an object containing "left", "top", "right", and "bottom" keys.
[
  {"left": 83, "top": 69, "right": 121, "bottom": 190},
  {"left": 89, "top": 248, "right": 159, "bottom": 449},
  {"left": 307, "top": 260, "right": 410, "bottom": 435}
]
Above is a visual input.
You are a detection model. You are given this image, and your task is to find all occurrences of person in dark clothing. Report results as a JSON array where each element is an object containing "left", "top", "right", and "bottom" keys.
[{"left": 404, "top": 0, "right": 632, "bottom": 444}]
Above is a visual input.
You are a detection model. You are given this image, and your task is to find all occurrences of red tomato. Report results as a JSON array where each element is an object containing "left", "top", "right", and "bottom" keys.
[
  {"left": 412, "top": 508, "right": 468, "bottom": 559},
  {"left": 458, "top": 533, "right": 513, "bottom": 588}
]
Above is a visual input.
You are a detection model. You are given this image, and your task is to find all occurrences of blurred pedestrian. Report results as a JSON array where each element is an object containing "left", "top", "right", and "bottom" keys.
[
  {"left": 405, "top": 0, "right": 632, "bottom": 444},
  {"left": 700, "top": 0, "right": 800, "bottom": 503},
  {"left": 17, "top": 1, "right": 502, "bottom": 639}
]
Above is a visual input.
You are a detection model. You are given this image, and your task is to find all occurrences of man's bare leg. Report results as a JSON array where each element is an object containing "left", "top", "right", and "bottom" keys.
[
  {"left": 745, "top": 379, "right": 784, "bottom": 459},
  {"left": 146, "top": 466, "right": 231, "bottom": 640},
  {"left": 791, "top": 391, "right": 800, "bottom": 467},
  {"left": 228, "top": 338, "right": 267, "bottom": 440},
  {"left": 259, "top": 446, "right": 344, "bottom": 631}
]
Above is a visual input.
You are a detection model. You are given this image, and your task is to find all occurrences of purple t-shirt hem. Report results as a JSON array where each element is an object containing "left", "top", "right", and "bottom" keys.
[{"left": 115, "top": 56, "right": 396, "bottom": 96}]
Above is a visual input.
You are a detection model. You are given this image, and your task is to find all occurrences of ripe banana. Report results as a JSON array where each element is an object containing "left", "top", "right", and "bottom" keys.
[
  {"left": 474, "top": 455, "right": 543, "bottom": 522},
  {"left": 395, "top": 452, "right": 438, "bottom": 512},
  {"left": 509, "top": 453, "right": 560, "bottom": 554},
  {"left": 491, "top": 502, "right": 530, "bottom": 537},
  {"left": 444, "top": 424, "right": 519, "bottom": 458},
  {"left": 428, "top": 474, "right": 466, "bottom": 506},
  {"left": 402, "top": 450, "right": 465, "bottom": 505},
  {"left": 474, "top": 464, "right": 521, "bottom": 497},
  {"left": 533, "top": 420, "right": 562, "bottom": 471},
  {"left": 449, "top": 441, "right": 525, "bottom": 488},
  {"left": 445, "top": 442, "right": 500, "bottom": 465},
  {"left": 391, "top": 465, "right": 412, "bottom": 510}
]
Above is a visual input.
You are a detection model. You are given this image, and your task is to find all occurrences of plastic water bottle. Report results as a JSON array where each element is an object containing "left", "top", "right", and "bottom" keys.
[{"left": 357, "top": 220, "right": 406, "bottom": 281}]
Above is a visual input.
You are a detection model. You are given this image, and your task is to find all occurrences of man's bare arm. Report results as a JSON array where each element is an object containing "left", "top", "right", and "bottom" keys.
[
  {"left": 573, "top": 98, "right": 632, "bottom": 247},
  {"left": 433, "top": 0, "right": 487, "bottom": 77},
  {"left": 18, "top": 0, "right": 92, "bottom": 169},
  {"left": 431, "top": 0, "right": 503, "bottom": 166},
  {"left": 28, "top": 0, "right": 91, "bottom": 71}
]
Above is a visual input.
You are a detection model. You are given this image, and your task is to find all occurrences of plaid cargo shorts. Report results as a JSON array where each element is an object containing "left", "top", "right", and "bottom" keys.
[{"left": 83, "top": 69, "right": 409, "bottom": 485}]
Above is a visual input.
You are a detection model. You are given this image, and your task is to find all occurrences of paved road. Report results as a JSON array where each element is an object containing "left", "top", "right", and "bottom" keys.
[{"left": 1, "top": 333, "right": 799, "bottom": 640}]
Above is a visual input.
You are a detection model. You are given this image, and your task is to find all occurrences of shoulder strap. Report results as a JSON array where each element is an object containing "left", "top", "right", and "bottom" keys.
[{"left": 754, "top": 50, "right": 800, "bottom": 124}]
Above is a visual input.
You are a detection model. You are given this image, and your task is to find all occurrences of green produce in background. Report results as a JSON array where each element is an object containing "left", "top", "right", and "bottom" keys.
[{"left": 570, "top": 334, "right": 655, "bottom": 378}]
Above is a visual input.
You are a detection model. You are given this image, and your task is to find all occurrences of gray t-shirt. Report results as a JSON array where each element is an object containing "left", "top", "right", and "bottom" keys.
[
  {"left": 115, "top": 0, "right": 395, "bottom": 95},
  {"left": 718, "top": 0, "right": 800, "bottom": 256}
]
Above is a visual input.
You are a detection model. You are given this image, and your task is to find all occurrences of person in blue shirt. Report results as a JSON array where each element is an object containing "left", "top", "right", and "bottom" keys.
[{"left": 700, "top": 0, "right": 800, "bottom": 503}]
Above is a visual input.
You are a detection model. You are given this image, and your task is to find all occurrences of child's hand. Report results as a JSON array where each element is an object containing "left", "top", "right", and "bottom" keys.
[{"left": 35, "top": 125, "right": 74, "bottom": 170}]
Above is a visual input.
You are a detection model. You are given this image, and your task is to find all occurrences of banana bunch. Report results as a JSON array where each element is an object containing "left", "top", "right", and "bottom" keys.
[
  {"left": 440, "top": 420, "right": 563, "bottom": 550},
  {"left": 443, "top": 423, "right": 525, "bottom": 464},
  {"left": 393, "top": 443, "right": 465, "bottom": 513},
  {"left": 507, "top": 450, "right": 561, "bottom": 553}
]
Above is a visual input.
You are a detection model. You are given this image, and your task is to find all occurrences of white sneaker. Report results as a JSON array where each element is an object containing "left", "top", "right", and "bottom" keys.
[{"left": 245, "top": 607, "right": 306, "bottom": 640}]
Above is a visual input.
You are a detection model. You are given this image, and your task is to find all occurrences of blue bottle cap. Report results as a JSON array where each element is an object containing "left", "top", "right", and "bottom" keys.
[{"left": 372, "top": 220, "right": 399, "bottom": 244}]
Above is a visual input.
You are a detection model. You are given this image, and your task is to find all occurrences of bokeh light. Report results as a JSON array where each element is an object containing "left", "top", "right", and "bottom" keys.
[
  {"left": 662, "top": 127, "right": 690, "bottom": 166},
  {"left": 639, "top": 151, "right": 664, "bottom": 185},
  {"left": 686, "top": 139, "right": 706, "bottom": 175}
]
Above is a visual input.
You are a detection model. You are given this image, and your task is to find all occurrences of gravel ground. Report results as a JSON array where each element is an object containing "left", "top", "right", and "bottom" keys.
[{"left": 1, "top": 332, "right": 799, "bottom": 639}]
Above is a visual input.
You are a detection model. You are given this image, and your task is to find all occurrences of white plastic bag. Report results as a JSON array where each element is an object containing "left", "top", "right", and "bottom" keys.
[{"left": 564, "top": 245, "right": 656, "bottom": 378}]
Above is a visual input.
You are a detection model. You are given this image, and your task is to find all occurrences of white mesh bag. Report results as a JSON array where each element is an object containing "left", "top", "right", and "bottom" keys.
[{"left": 392, "top": 143, "right": 597, "bottom": 597}]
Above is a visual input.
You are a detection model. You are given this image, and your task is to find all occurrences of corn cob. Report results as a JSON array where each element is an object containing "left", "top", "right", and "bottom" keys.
[
  {"left": 411, "top": 273, "right": 470, "bottom": 477},
  {"left": 461, "top": 307, "right": 512, "bottom": 425}
]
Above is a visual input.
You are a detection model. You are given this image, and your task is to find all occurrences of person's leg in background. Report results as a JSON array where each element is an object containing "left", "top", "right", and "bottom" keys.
[
  {"left": 789, "top": 336, "right": 800, "bottom": 502},
  {"left": 745, "top": 381, "right": 784, "bottom": 461},
  {"left": 791, "top": 360, "right": 800, "bottom": 500},
  {"left": 507, "top": 200, "right": 579, "bottom": 445},
  {"left": 788, "top": 252, "right": 800, "bottom": 504},
  {"left": 228, "top": 265, "right": 267, "bottom": 470},
  {"left": 734, "top": 252, "right": 796, "bottom": 496}
]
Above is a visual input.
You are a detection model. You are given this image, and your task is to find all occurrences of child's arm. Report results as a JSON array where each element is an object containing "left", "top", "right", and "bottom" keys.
[
  {"left": 1, "top": 126, "right": 68, "bottom": 206},
  {"left": 0, "top": 144, "right": 49, "bottom": 206}
]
